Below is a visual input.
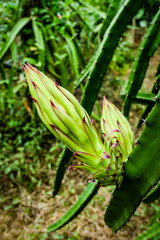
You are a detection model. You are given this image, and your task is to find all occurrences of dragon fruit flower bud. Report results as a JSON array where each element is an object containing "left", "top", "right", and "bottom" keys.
[
  {"left": 23, "top": 63, "right": 105, "bottom": 162},
  {"left": 23, "top": 63, "right": 134, "bottom": 187},
  {"left": 101, "top": 97, "right": 134, "bottom": 164}
]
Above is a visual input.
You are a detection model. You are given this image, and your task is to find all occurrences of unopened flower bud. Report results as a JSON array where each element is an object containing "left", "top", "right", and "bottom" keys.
[
  {"left": 101, "top": 97, "right": 134, "bottom": 163},
  {"left": 23, "top": 63, "right": 134, "bottom": 187}
]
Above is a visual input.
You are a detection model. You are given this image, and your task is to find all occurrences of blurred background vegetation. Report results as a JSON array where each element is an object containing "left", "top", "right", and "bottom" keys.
[{"left": 0, "top": 0, "right": 160, "bottom": 239}]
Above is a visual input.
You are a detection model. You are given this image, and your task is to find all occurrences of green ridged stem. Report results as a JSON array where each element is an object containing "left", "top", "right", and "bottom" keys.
[
  {"left": 53, "top": 148, "right": 72, "bottom": 197},
  {"left": 143, "top": 181, "right": 160, "bottom": 203},
  {"left": 132, "top": 92, "right": 156, "bottom": 105},
  {"left": 100, "top": 0, "right": 123, "bottom": 39},
  {"left": 48, "top": 181, "right": 99, "bottom": 233},
  {"left": 123, "top": 8, "right": 160, "bottom": 118},
  {"left": 104, "top": 91, "right": 160, "bottom": 233},
  {"left": 81, "top": 0, "right": 145, "bottom": 114},
  {"left": 138, "top": 63, "right": 160, "bottom": 127},
  {"left": 75, "top": 0, "right": 145, "bottom": 88},
  {"left": 53, "top": 0, "right": 145, "bottom": 197},
  {"left": 121, "top": 91, "right": 156, "bottom": 105}
]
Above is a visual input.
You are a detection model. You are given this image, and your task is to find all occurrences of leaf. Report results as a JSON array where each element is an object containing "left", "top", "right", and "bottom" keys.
[
  {"left": 0, "top": 17, "right": 30, "bottom": 60},
  {"left": 32, "top": 18, "right": 45, "bottom": 71},
  {"left": 64, "top": 34, "right": 79, "bottom": 79}
]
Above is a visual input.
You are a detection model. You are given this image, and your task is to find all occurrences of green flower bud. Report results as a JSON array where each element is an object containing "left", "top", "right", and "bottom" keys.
[
  {"left": 101, "top": 97, "right": 134, "bottom": 163},
  {"left": 24, "top": 63, "right": 104, "bottom": 156},
  {"left": 23, "top": 63, "right": 134, "bottom": 187}
]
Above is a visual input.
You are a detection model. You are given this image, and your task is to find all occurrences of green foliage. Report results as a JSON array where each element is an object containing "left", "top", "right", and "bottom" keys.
[
  {"left": 52, "top": 0, "right": 144, "bottom": 197},
  {"left": 136, "top": 204, "right": 160, "bottom": 240},
  {"left": 81, "top": 0, "right": 145, "bottom": 115},
  {"left": 138, "top": 63, "right": 160, "bottom": 127},
  {"left": 123, "top": 8, "right": 160, "bottom": 117},
  {"left": 0, "top": 0, "right": 104, "bottom": 90},
  {"left": 100, "top": 0, "right": 123, "bottom": 39},
  {"left": 53, "top": 148, "right": 72, "bottom": 197},
  {"left": 0, "top": 83, "right": 58, "bottom": 189},
  {"left": 109, "top": 36, "right": 134, "bottom": 74},
  {"left": 1, "top": 0, "right": 160, "bottom": 237},
  {"left": 143, "top": 181, "right": 160, "bottom": 203},
  {"left": 104, "top": 91, "right": 160, "bottom": 232}
]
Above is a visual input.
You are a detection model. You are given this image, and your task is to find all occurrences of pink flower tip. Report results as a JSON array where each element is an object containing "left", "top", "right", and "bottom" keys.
[
  {"left": 68, "top": 165, "right": 75, "bottom": 171},
  {"left": 117, "top": 120, "right": 120, "bottom": 125},
  {"left": 103, "top": 152, "right": 110, "bottom": 159},
  {"left": 50, "top": 124, "right": 56, "bottom": 130},
  {"left": 31, "top": 81, "right": 36, "bottom": 89},
  {"left": 82, "top": 116, "right": 86, "bottom": 123},
  {"left": 54, "top": 80, "right": 59, "bottom": 87},
  {"left": 106, "top": 164, "right": 111, "bottom": 172},
  {"left": 21, "top": 65, "right": 26, "bottom": 71},
  {"left": 50, "top": 100, "right": 55, "bottom": 108},
  {"left": 74, "top": 151, "right": 79, "bottom": 157},
  {"left": 30, "top": 96, "right": 37, "bottom": 102},
  {"left": 91, "top": 178, "right": 95, "bottom": 183}
]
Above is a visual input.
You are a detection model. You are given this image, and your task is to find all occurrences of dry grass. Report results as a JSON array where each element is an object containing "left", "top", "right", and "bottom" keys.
[{"left": 0, "top": 167, "right": 150, "bottom": 240}]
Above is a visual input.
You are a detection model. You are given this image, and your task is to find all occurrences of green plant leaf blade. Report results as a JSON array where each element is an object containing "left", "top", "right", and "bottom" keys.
[
  {"left": 32, "top": 18, "right": 45, "bottom": 71},
  {"left": 0, "top": 17, "right": 30, "bottom": 60}
]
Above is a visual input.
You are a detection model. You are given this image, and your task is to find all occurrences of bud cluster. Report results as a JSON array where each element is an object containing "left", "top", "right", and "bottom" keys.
[{"left": 24, "top": 63, "right": 134, "bottom": 187}]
